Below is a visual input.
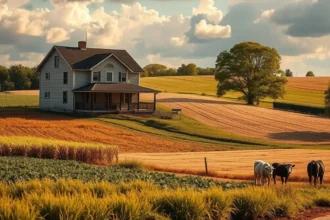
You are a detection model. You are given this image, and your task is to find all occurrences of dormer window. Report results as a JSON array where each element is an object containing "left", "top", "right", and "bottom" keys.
[
  {"left": 93, "top": 72, "right": 100, "bottom": 82},
  {"left": 54, "top": 56, "right": 59, "bottom": 68}
]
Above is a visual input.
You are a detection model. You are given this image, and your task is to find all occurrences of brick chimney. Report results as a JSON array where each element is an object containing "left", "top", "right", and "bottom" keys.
[{"left": 78, "top": 41, "right": 87, "bottom": 50}]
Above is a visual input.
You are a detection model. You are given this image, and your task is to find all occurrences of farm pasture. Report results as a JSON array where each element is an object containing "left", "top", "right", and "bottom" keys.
[
  {"left": 157, "top": 93, "right": 330, "bottom": 145},
  {"left": 141, "top": 76, "right": 329, "bottom": 107},
  {"left": 121, "top": 149, "right": 330, "bottom": 183}
]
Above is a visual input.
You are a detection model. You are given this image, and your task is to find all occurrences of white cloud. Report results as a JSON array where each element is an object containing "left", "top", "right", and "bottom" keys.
[
  {"left": 1, "top": 8, "right": 50, "bottom": 36},
  {"left": 170, "top": 36, "right": 187, "bottom": 47},
  {"left": 193, "top": 0, "right": 223, "bottom": 24},
  {"left": 46, "top": 27, "right": 70, "bottom": 43},
  {"left": 0, "top": 53, "right": 44, "bottom": 67},
  {"left": 254, "top": 9, "right": 275, "bottom": 24},
  {"left": 195, "top": 20, "right": 231, "bottom": 39}
]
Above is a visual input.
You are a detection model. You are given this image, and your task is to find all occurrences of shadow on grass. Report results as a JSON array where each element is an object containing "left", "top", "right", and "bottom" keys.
[{"left": 269, "top": 131, "right": 330, "bottom": 143}]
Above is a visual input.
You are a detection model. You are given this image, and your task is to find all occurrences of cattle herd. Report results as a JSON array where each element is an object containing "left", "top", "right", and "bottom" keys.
[{"left": 254, "top": 160, "right": 325, "bottom": 186}]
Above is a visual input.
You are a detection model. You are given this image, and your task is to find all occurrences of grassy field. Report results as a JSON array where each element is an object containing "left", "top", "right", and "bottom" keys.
[
  {"left": 0, "top": 91, "right": 39, "bottom": 107},
  {"left": 122, "top": 149, "right": 330, "bottom": 182},
  {"left": 0, "top": 136, "right": 118, "bottom": 165},
  {"left": 141, "top": 76, "right": 329, "bottom": 107}
]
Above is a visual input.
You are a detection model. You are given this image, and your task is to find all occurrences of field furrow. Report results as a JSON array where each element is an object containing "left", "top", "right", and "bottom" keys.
[{"left": 158, "top": 93, "right": 330, "bottom": 144}]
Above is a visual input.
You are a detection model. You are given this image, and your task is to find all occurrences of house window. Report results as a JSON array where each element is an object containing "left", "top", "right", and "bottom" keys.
[
  {"left": 63, "top": 91, "right": 68, "bottom": 104},
  {"left": 54, "top": 56, "right": 59, "bottom": 68},
  {"left": 122, "top": 72, "right": 127, "bottom": 82},
  {"left": 93, "top": 72, "right": 100, "bottom": 82},
  {"left": 44, "top": 91, "right": 50, "bottom": 99},
  {"left": 107, "top": 72, "right": 113, "bottom": 82},
  {"left": 46, "top": 72, "right": 50, "bottom": 80},
  {"left": 119, "top": 72, "right": 127, "bottom": 82},
  {"left": 63, "top": 72, "right": 68, "bottom": 84}
]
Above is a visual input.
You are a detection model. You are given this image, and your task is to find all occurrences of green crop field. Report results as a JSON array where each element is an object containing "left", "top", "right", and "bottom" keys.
[
  {"left": 0, "top": 157, "right": 244, "bottom": 189},
  {"left": 141, "top": 76, "right": 326, "bottom": 107},
  {"left": 0, "top": 93, "right": 39, "bottom": 107}
]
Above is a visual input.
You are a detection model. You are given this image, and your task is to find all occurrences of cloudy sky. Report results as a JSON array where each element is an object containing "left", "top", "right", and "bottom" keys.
[{"left": 0, "top": 0, "right": 330, "bottom": 76}]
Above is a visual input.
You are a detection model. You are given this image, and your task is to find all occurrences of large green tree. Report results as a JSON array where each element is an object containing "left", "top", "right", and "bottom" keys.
[
  {"left": 0, "top": 65, "right": 14, "bottom": 91},
  {"left": 306, "top": 71, "right": 315, "bottom": 77},
  {"left": 9, "top": 64, "right": 36, "bottom": 90},
  {"left": 197, "top": 67, "right": 215, "bottom": 75},
  {"left": 215, "top": 42, "right": 287, "bottom": 105},
  {"left": 285, "top": 69, "right": 293, "bottom": 77},
  {"left": 143, "top": 64, "right": 168, "bottom": 77}
]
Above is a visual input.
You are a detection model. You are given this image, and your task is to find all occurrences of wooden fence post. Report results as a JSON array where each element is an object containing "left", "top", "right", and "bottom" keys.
[{"left": 204, "top": 157, "right": 208, "bottom": 175}]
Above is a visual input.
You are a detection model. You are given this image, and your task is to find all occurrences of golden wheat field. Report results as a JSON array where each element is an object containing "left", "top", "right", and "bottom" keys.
[
  {"left": 157, "top": 93, "right": 330, "bottom": 145},
  {"left": 0, "top": 111, "right": 220, "bottom": 153},
  {"left": 121, "top": 149, "right": 330, "bottom": 183}
]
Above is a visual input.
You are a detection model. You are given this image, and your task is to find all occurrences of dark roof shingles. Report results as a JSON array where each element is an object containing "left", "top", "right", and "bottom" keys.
[
  {"left": 73, "top": 83, "right": 160, "bottom": 93},
  {"left": 55, "top": 46, "right": 144, "bottom": 72}
]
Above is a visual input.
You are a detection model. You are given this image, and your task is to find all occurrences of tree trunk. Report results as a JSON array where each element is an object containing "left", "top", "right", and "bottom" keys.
[{"left": 247, "top": 95, "right": 254, "bottom": 105}]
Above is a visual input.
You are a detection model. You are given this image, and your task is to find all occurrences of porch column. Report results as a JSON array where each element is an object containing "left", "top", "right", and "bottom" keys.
[
  {"left": 110, "top": 93, "right": 112, "bottom": 110},
  {"left": 91, "top": 93, "right": 94, "bottom": 111},
  {"left": 154, "top": 93, "right": 157, "bottom": 112},
  {"left": 128, "top": 93, "right": 131, "bottom": 111},
  {"left": 119, "top": 93, "right": 122, "bottom": 111},
  {"left": 137, "top": 93, "right": 140, "bottom": 110},
  {"left": 83, "top": 93, "right": 85, "bottom": 110}
]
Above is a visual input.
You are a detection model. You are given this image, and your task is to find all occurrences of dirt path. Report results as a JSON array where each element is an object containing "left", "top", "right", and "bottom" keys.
[
  {"left": 121, "top": 149, "right": 330, "bottom": 182},
  {"left": 157, "top": 93, "right": 330, "bottom": 145}
]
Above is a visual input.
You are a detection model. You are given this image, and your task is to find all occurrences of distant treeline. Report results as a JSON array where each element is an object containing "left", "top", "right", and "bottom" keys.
[
  {"left": 142, "top": 64, "right": 215, "bottom": 77},
  {"left": 0, "top": 65, "right": 39, "bottom": 91}
]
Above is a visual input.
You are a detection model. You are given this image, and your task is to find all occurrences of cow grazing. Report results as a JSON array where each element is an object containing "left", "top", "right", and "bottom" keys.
[
  {"left": 272, "top": 163, "right": 295, "bottom": 184},
  {"left": 307, "top": 160, "right": 325, "bottom": 187},
  {"left": 254, "top": 160, "right": 274, "bottom": 186}
]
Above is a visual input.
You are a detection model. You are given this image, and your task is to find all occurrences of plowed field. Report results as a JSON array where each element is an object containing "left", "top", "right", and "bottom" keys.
[
  {"left": 0, "top": 111, "right": 220, "bottom": 153},
  {"left": 158, "top": 93, "right": 330, "bottom": 144}
]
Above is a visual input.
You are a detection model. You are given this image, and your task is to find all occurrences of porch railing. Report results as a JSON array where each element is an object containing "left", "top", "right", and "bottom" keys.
[{"left": 75, "top": 102, "right": 155, "bottom": 111}]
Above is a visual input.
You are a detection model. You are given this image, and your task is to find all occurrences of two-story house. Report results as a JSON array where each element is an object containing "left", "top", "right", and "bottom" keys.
[{"left": 37, "top": 41, "right": 159, "bottom": 113}]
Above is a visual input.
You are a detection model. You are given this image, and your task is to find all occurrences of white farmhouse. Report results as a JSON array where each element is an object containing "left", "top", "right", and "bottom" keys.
[{"left": 37, "top": 41, "right": 159, "bottom": 113}]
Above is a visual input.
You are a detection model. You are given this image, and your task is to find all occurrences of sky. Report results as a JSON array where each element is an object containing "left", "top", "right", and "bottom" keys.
[{"left": 0, "top": 0, "right": 330, "bottom": 76}]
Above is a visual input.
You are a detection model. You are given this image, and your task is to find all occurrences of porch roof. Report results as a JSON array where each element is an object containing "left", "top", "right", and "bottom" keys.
[{"left": 72, "top": 83, "right": 160, "bottom": 93}]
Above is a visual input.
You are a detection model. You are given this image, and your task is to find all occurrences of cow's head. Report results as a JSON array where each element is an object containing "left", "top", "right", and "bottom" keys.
[
  {"left": 265, "top": 165, "right": 275, "bottom": 176},
  {"left": 286, "top": 164, "right": 295, "bottom": 174}
]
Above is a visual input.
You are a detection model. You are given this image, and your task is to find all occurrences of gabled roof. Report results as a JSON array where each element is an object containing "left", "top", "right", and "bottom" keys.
[
  {"left": 37, "top": 46, "right": 144, "bottom": 72},
  {"left": 72, "top": 83, "right": 160, "bottom": 93}
]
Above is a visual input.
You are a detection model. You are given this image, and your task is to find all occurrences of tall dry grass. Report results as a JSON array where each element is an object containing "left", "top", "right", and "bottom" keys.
[
  {"left": 0, "top": 136, "right": 118, "bottom": 165},
  {"left": 0, "top": 179, "right": 330, "bottom": 220}
]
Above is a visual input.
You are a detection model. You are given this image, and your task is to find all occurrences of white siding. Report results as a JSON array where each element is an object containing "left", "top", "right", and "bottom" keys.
[
  {"left": 75, "top": 70, "right": 90, "bottom": 89},
  {"left": 91, "top": 56, "right": 140, "bottom": 85},
  {"left": 39, "top": 49, "right": 73, "bottom": 111}
]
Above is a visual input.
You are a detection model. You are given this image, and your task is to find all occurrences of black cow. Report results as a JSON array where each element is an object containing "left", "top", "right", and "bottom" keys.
[
  {"left": 307, "top": 160, "right": 325, "bottom": 187},
  {"left": 272, "top": 163, "right": 295, "bottom": 184}
]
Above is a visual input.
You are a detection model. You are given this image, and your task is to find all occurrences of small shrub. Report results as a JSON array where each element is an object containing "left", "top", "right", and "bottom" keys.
[
  {"left": 115, "top": 161, "right": 145, "bottom": 170},
  {"left": 203, "top": 188, "right": 233, "bottom": 219},
  {"left": 153, "top": 190, "right": 207, "bottom": 220},
  {"left": 231, "top": 187, "right": 277, "bottom": 220}
]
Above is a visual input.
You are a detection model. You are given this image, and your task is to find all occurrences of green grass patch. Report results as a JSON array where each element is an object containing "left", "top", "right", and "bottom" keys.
[{"left": 0, "top": 93, "right": 39, "bottom": 107}]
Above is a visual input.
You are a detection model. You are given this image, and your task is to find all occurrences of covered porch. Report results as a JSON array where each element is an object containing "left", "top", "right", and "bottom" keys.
[{"left": 73, "top": 83, "right": 159, "bottom": 113}]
